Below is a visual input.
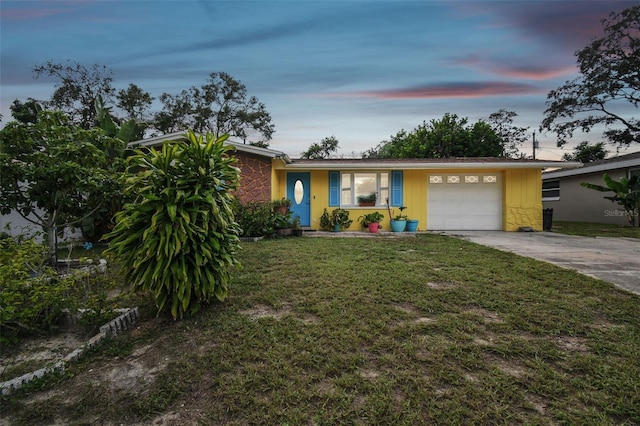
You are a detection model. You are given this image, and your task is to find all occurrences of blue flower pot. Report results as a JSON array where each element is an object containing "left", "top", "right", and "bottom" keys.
[
  {"left": 406, "top": 220, "right": 419, "bottom": 232},
  {"left": 390, "top": 220, "right": 407, "bottom": 232}
]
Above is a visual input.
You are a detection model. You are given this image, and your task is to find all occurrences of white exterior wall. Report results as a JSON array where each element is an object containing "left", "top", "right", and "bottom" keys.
[{"left": 1, "top": 210, "right": 83, "bottom": 242}]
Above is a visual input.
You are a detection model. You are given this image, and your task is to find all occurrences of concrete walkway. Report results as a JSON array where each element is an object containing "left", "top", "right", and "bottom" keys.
[{"left": 441, "top": 231, "right": 640, "bottom": 296}]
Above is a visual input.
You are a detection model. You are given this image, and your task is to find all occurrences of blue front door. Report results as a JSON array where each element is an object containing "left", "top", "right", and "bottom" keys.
[{"left": 287, "top": 172, "right": 311, "bottom": 227}]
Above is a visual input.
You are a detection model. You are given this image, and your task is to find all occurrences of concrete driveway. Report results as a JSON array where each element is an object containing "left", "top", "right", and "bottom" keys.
[{"left": 441, "top": 231, "right": 640, "bottom": 296}]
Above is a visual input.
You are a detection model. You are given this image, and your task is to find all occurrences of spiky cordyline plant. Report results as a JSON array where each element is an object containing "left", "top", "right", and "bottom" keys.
[{"left": 104, "top": 131, "right": 241, "bottom": 319}]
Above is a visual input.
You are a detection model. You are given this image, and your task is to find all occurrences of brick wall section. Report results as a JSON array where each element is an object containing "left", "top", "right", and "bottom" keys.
[{"left": 234, "top": 151, "right": 272, "bottom": 203}]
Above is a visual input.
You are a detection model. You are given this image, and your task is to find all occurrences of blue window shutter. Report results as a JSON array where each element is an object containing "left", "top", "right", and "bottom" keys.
[
  {"left": 329, "top": 171, "right": 340, "bottom": 206},
  {"left": 391, "top": 171, "right": 403, "bottom": 206}
]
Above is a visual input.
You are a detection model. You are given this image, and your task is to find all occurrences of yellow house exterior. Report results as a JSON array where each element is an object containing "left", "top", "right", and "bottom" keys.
[
  {"left": 271, "top": 158, "right": 580, "bottom": 232},
  {"left": 126, "top": 133, "right": 580, "bottom": 233}
]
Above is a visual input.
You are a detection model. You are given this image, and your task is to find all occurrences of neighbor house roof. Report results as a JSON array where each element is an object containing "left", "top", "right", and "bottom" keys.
[
  {"left": 281, "top": 157, "right": 582, "bottom": 171},
  {"left": 128, "top": 131, "right": 290, "bottom": 160},
  {"left": 543, "top": 151, "right": 640, "bottom": 179}
]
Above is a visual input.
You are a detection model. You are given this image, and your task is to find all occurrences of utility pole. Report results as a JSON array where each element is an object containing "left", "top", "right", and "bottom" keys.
[{"left": 532, "top": 131, "right": 538, "bottom": 160}]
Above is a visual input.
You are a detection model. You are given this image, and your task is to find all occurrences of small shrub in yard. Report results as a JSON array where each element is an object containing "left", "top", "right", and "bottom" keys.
[
  {"left": 232, "top": 199, "right": 277, "bottom": 237},
  {"left": 104, "top": 131, "right": 241, "bottom": 319},
  {"left": 0, "top": 237, "right": 70, "bottom": 344}
]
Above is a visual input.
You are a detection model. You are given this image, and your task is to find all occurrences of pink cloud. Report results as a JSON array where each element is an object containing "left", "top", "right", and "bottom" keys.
[
  {"left": 491, "top": 65, "right": 578, "bottom": 81},
  {"left": 0, "top": 8, "right": 67, "bottom": 19},
  {"left": 322, "top": 82, "right": 542, "bottom": 100},
  {"left": 447, "top": 53, "right": 577, "bottom": 82}
]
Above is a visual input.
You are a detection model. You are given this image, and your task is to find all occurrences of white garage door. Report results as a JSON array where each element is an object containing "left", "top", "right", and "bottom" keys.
[{"left": 427, "top": 173, "right": 502, "bottom": 230}]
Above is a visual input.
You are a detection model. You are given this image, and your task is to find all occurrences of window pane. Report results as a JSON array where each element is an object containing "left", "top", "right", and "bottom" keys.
[
  {"left": 380, "top": 189, "right": 389, "bottom": 205},
  {"left": 341, "top": 173, "right": 351, "bottom": 189},
  {"left": 380, "top": 172, "right": 388, "bottom": 188},
  {"left": 354, "top": 173, "right": 377, "bottom": 199},
  {"left": 341, "top": 189, "right": 351, "bottom": 205}
]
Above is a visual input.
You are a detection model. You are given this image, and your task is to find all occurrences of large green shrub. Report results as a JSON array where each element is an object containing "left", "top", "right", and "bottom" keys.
[
  {"left": 104, "top": 131, "right": 241, "bottom": 319},
  {"left": 0, "top": 236, "right": 69, "bottom": 343}
]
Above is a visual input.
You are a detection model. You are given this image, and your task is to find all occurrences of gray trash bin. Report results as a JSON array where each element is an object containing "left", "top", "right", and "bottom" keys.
[{"left": 543, "top": 208, "right": 553, "bottom": 231}]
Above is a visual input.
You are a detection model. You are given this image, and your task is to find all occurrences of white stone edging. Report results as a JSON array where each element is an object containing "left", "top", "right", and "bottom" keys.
[{"left": 0, "top": 307, "right": 139, "bottom": 396}]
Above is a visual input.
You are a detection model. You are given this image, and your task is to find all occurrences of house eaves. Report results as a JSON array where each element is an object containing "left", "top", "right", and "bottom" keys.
[
  {"left": 278, "top": 158, "right": 582, "bottom": 171},
  {"left": 543, "top": 152, "right": 640, "bottom": 180},
  {"left": 128, "top": 131, "right": 290, "bottom": 161}
]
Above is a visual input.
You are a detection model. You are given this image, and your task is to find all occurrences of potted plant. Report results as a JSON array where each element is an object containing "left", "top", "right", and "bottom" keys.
[
  {"left": 272, "top": 198, "right": 292, "bottom": 215},
  {"left": 274, "top": 211, "right": 292, "bottom": 236},
  {"left": 359, "top": 211, "right": 384, "bottom": 233},
  {"left": 291, "top": 216, "right": 303, "bottom": 237},
  {"left": 388, "top": 204, "right": 407, "bottom": 232},
  {"left": 320, "top": 208, "right": 353, "bottom": 232},
  {"left": 406, "top": 218, "right": 419, "bottom": 232},
  {"left": 357, "top": 192, "right": 377, "bottom": 207}
]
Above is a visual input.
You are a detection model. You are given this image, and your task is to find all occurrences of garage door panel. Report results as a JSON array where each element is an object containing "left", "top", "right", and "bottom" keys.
[{"left": 428, "top": 174, "right": 502, "bottom": 231}]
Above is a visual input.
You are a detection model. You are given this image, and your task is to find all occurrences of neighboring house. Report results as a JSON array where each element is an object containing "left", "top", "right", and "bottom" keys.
[
  {"left": 273, "top": 158, "right": 579, "bottom": 231},
  {"left": 542, "top": 152, "right": 640, "bottom": 225},
  {"left": 0, "top": 208, "right": 83, "bottom": 242}
]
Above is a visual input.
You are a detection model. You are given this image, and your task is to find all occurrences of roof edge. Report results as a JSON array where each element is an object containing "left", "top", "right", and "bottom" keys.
[
  {"left": 127, "top": 131, "right": 290, "bottom": 161},
  {"left": 543, "top": 157, "right": 640, "bottom": 179},
  {"left": 282, "top": 161, "right": 582, "bottom": 170}
]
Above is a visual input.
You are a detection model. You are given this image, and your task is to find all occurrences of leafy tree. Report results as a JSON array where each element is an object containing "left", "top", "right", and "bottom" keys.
[
  {"left": 541, "top": 5, "right": 640, "bottom": 148},
  {"left": 581, "top": 173, "right": 640, "bottom": 227},
  {"left": 0, "top": 110, "right": 124, "bottom": 264},
  {"left": 364, "top": 113, "right": 504, "bottom": 158},
  {"left": 95, "top": 95, "right": 147, "bottom": 145},
  {"left": 81, "top": 95, "right": 148, "bottom": 243},
  {"left": 10, "top": 98, "right": 42, "bottom": 124},
  {"left": 104, "top": 131, "right": 241, "bottom": 319},
  {"left": 154, "top": 72, "right": 275, "bottom": 145},
  {"left": 301, "top": 136, "right": 340, "bottom": 159},
  {"left": 562, "top": 141, "right": 609, "bottom": 163},
  {"left": 116, "top": 83, "right": 154, "bottom": 122},
  {"left": 33, "top": 60, "right": 116, "bottom": 129},
  {"left": 487, "top": 109, "right": 528, "bottom": 158}
]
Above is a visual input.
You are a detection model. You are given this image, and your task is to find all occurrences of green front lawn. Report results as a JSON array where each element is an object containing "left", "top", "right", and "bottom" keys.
[
  {"left": 4, "top": 234, "right": 640, "bottom": 425},
  {"left": 552, "top": 220, "right": 640, "bottom": 239}
]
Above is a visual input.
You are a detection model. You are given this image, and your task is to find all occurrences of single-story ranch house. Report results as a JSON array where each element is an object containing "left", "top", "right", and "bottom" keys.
[
  {"left": 133, "top": 132, "right": 581, "bottom": 232},
  {"left": 542, "top": 151, "right": 640, "bottom": 226}
]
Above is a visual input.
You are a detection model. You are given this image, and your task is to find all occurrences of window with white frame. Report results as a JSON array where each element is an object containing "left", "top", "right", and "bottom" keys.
[
  {"left": 542, "top": 180, "right": 560, "bottom": 201},
  {"left": 340, "top": 172, "right": 389, "bottom": 206}
]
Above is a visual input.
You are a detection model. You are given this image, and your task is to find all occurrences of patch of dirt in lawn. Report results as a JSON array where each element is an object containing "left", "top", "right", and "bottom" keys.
[
  {"left": 390, "top": 304, "right": 436, "bottom": 327},
  {"left": 1, "top": 317, "right": 196, "bottom": 426},
  {"left": 240, "top": 303, "right": 292, "bottom": 320},
  {"left": 1, "top": 325, "right": 94, "bottom": 383},
  {"left": 426, "top": 281, "right": 457, "bottom": 289},
  {"left": 554, "top": 336, "right": 589, "bottom": 353},
  {"left": 239, "top": 303, "right": 321, "bottom": 325},
  {"left": 466, "top": 307, "right": 504, "bottom": 323},
  {"left": 484, "top": 353, "right": 529, "bottom": 378}
]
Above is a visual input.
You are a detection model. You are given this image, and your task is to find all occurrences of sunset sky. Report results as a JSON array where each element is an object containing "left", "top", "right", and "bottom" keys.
[{"left": 1, "top": 0, "right": 638, "bottom": 159}]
